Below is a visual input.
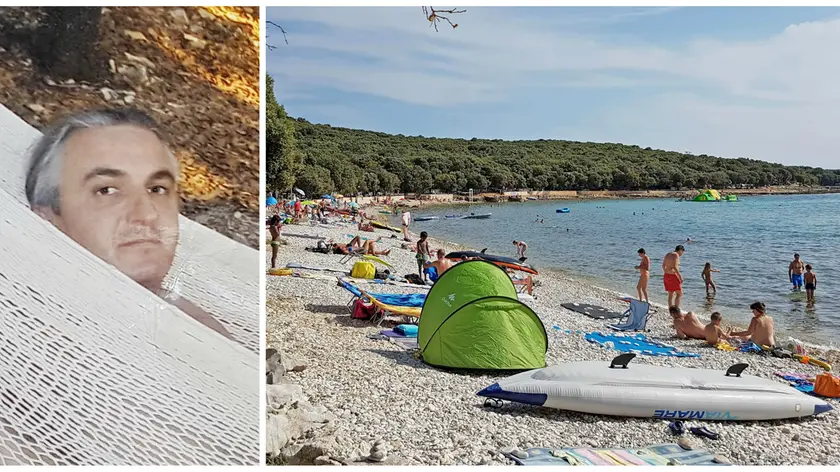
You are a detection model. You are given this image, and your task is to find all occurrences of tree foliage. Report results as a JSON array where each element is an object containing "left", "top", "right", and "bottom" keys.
[
  {"left": 267, "top": 114, "right": 840, "bottom": 196},
  {"left": 265, "top": 75, "right": 300, "bottom": 193}
]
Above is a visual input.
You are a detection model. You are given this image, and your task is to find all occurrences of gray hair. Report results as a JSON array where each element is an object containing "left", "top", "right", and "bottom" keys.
[{"left": 25, "top": 107, "right": 173, "bottom": 213}]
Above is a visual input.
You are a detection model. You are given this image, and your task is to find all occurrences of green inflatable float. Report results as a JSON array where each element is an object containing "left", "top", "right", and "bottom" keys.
[{"left": 418, "top": 260, "right": 547, "bottom": 370}]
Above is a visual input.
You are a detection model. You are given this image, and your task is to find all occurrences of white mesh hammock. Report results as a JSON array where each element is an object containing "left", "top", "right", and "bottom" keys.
[{"left": 0, "top": 106, "right": 259, "bottom": 465}]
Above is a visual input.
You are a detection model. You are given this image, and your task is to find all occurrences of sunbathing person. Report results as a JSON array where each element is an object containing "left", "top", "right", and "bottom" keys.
[
  {"left": 703, "top": 312, "right": 733, "bottom": 346},
  {"left": 669, "top": 306, "right": 705, "bottom": 340},
  {"left": 729, "top": 301, "right": 775, "bottom": 347},
  {"left": 358, "top": 220, "right": 374, "bottom": 232},
  {"left": 330, "top": 236, "right": 364, "bottom": 254},
  {"left": 361, "top": 239, "right": 391, "bottom": 256}
]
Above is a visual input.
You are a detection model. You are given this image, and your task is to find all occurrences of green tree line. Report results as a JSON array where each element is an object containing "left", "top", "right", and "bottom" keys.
[{"left": 266, "top": 83, "right": 840, "bottom": 196}]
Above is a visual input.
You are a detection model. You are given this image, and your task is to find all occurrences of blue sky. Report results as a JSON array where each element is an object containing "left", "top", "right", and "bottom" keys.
[{"left": 267, "top": 7, "right": 840, "bottom": 168}]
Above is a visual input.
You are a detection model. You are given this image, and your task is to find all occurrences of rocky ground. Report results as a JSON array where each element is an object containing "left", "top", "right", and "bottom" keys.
[
  {"left": 0, "top": 6, "right": 259, "bottom": 248},
  {"left": 265, "top": 216, "right": 840, "bottom": 466}
]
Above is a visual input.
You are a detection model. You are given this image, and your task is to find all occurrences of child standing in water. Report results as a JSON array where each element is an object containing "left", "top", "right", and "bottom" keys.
[
  {"left": 701, "top": 262, "right": 720, "bottom": 295},
  {"left": 804, "top": 264, "right": 817, "bottom": 303}
]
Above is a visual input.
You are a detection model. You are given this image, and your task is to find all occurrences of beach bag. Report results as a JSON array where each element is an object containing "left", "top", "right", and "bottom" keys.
[
  {"left": 351, "top": 260, "right": 376, "bottom": 279},
  {"left": 814, "top": 373, "right": 840, "bottom": 398},
  {"left": 352, "top": 299, "right": 375, "bottom": 320}
]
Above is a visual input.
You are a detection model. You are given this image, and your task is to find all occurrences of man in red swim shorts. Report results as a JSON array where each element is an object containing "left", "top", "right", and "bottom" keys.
[{"left": 662, "top": 245, "right": 685, "bottom": 308}]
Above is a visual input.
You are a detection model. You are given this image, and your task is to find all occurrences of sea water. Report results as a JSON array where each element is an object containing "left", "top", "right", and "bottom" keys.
[{"left": 409, "top": 194, "right": 840, "bottom": 346}]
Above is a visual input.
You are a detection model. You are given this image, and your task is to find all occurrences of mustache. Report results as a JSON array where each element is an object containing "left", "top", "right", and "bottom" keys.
[{"left": 116, "top": 225, "right": 179, "bottom": 246}]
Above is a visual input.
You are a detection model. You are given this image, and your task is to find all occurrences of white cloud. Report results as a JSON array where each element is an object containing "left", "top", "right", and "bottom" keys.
[{"left": 268, "top": 7, "right": 840, "bottom": 166}]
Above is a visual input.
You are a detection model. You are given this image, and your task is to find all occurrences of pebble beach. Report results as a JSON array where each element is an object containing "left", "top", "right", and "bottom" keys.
[{"left": 266, "top": 215, "right": 840, "bottom": 466}]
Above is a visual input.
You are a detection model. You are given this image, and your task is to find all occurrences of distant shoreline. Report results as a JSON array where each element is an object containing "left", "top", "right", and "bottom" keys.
[{"left": 350, "top": 186, "right": 840, "bottom": 211}]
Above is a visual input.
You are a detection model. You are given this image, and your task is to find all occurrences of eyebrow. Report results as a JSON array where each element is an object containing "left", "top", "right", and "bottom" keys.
[{"left": 82, "top": 167, "right": 177, "bottom": 184}]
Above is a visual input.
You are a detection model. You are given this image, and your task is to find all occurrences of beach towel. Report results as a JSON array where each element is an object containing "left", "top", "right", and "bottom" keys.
[
  {"left": 338, "top": 279, "right": 427, "bottom": 308},
  {"left": 775, "top": 372, "right": 817, "bottom": 395},
  {"left": 561, "top": 303, "right": 624, "bottom": 320},
  {"left": 504, "top": 443, "right": 727, "bottom": 466},
  {"left": 584, "top": 332, "right": 700, "bottom": 358}
]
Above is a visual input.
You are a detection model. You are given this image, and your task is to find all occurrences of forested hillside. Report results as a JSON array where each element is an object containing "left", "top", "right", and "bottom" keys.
[{"left": 266, "top": 96, "right": 840, "bottom": 196}]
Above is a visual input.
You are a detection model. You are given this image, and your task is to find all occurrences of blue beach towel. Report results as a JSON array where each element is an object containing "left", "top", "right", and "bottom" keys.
[
  {"left": 584, "top": 332, "right": 701, "bottom": 358},
  {"left": 338, "top": 279, "right": 427, "bottom": 307}
]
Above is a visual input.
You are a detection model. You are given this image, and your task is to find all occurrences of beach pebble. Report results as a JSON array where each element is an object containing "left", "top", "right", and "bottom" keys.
[
  {"left": 678, "top": 438, "right": 695, "bottom": 450},
  {"left": 368, "top": 450, "right": 387, "bottom": 462}
]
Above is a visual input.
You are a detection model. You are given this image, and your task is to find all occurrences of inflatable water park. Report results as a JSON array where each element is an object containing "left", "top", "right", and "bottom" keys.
[{"left": 691, "top": 189, "right": 738, "bottom": 202}]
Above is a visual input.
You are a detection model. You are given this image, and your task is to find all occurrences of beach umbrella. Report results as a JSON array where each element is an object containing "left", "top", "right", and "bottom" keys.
[
  {"left": 300, "top": 200, "right": 317, "bottom": 206},
  {"left": 266, "top": 196, "right": 278, "bottom": 206},
  {"left": 321, "top": 194, "right": 336, "bottom": 200},
  {"left": 348, "top": 202, "right": 360, "bottom": 208},
  {"left": 294, "top": 187, "right": 305, "bottom": 196}
]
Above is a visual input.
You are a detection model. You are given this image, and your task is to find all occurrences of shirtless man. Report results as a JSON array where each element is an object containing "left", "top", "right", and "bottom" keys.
[
  {"left": 513, "top": 240, "right": 528, "bottom": 261},
  {"left": 430, "top": 249, "right": 454, "bottom": 276},
  {"left": 635, "top": 248, "right": 650, "bottom": 302},
  {"left": 788, "top": 253, "right": 805, "bottom": 291},
  {"left": 703, "top": 312, "right": 732, "bottom": 346},
  {"left": 268, "top": 215, "right": 282, "bottom": 269},
  {"left": 662, "top": 245, "right": 685, "bottom": 308},
  {"left": 669, "top": 305, "right": 705, "bottom": 340},
  {"left": 730, "top": 301, "right": 775, "bottom": 347}
]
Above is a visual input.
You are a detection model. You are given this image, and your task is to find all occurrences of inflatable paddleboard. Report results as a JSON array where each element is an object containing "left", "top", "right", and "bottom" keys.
[
  {"left": 369, "top": 221, "right": 402, "bottom": 233},
  {"left": 446, "top": 251, "right": 538, "bottom": 275},
  {"left": 477, "top": 354, "right": 832, "bottom": 421},
  {"left": 413, "top": 216, "right": 439, "bottom": 222}
]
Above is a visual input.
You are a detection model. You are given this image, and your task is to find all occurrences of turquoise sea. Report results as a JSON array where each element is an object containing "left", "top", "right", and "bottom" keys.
[{"left": 407, "top": 194, "right": 840, "bottom": 346}]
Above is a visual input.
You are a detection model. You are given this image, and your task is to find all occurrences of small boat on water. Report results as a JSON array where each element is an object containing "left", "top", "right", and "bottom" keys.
[
  {"left": 527, "top": 197, "right": 538, "bottom": 201},
  {"left": 556, "top": 208, "right": 571, "bottom": 213},
  {"left": 413, "top": 216, "right": 439, "bottom": 222},
  {"left": 462, "top": 213, "right": 492, "bottom": 220}
]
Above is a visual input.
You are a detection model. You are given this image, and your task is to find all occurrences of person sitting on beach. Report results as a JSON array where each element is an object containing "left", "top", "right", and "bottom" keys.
[
  {"left": 729, "top": 302, "right": 775, "bottom": 347},
  {"left": 426, "top": 249, "right": 454, "bottom": 282},
  {"left": 804, "top": 264, "right": 817, "bottom": 303},
  {"left": 361, "top": 238, "right": 390, "bottom": 256},
  {"left": 513, "top": 240, "right": 528, "bottom": 261},
  {"left": 662, "top": 245, "right": 685, "bottom": 308},
  {"left": 670, "top": 306, "right": 705, "bottom": 340},
  {"left": 268, "top": 215, "right": 283, "bottom": 269},
  {"left": 789, "top": 253, "right": 805, "bottom": 291},
  {"left": 416, "top": 231, "right": 431, "bottom": 281},
  {"left": 634, "top": 248, "right": 650, "bottom": 303},
  {"left": 357, "top": 220, "right": 374, "bottom": 232},
  {"left": 704, "top": 312, "right": 733, "bottom": 346},
  {"left": 701, "top": 262, "right": 720, "bottom": 296}
]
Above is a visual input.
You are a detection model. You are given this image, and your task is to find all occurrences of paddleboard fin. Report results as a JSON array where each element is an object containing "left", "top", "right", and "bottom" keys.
[
  {"left": 725, "top": 363, "right": 748, "bottom": 377},
  {"left": 610, "top": 353, "right": 636, "bottom": 369}
]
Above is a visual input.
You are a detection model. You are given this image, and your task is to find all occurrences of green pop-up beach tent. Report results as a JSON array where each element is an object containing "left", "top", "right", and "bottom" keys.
[{"left": 418, "top": 260, "right": 548, "bottom": 370}]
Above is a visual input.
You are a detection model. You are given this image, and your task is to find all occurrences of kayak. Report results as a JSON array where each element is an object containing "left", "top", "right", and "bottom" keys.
[
  {"left": 445, "top": 251, "right": 538, "bottom": 275},
  {"left": 462, "top": 213, "right": 492, "bottom": 220},
  {"left": 414, "top": 216, "right": 439, "bottom": 222}
]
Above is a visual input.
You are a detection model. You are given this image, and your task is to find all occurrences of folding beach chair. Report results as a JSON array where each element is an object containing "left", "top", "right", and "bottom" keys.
[
  {"left": 608, "top": 299, "right": 652, "bottom": 332},
  {"left": 359, "top": 288, "right": 421, "bottom": 327}
]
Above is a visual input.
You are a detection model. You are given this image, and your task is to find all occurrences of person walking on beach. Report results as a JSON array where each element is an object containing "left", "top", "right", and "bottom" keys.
[
  {"left": 804, "top": 264, "right": 817, "bottom": 303},
  {"left": 789, "top": 253, "right": 805, "bottom": 291},
  {"left": 401, "top": 210, "right": 412, "bottom": 241},
  {"left": 268, "top": 215, "right": 283, "bottom": 269},
  {"left": 662, "top": 245, "right": 685, "bottom": 308},
  {"left": 634, "top": 248, "right": 650, "bottom": 302},
  {"left": 416, "top": 231, "right": 431, "bottom": 281},
  {"left": 513, "top": 240, "right": 528, "bottom": 261},
  {"left": 701, "top": 262, "right": 720, "bottom": 296}
]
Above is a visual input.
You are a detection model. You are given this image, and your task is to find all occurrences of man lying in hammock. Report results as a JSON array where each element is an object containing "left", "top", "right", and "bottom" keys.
[{"left": 24, "top": 108, "right": 233, "bottom": 340}]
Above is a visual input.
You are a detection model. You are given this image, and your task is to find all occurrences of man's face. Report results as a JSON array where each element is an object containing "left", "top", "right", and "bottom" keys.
[
  {"left": 42, "top": 125, "right": 180, "bottom": 291},
  {"left": 677, "top": 249, "right": 685, "bottom": 256},
  {"left": 794, "top": 255, "right": 800, "bottom": 261}
]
